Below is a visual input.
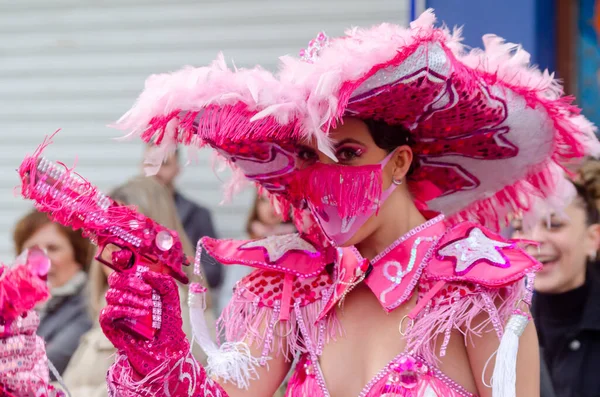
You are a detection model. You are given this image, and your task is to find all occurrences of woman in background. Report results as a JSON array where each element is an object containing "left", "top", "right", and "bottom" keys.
[
  {"left": 13, "top": 210, "right": 93, "bottom": 379},
  {"left": 61, "top": 175, "right": 214, "bottom": 396},
  {"left": 247, "top": 191, "right": 296, "bottom": 239},
  {"left": 512, "top": 158, "right": 600, "bottom": 397}
]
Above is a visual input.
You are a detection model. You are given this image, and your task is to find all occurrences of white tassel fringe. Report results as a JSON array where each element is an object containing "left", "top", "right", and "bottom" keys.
[
  {"left": 188, "top": 283, "right": 260, "bottom": 389},
  {"left": 491, "top": 312, "right": 529, "bottom": 397}
]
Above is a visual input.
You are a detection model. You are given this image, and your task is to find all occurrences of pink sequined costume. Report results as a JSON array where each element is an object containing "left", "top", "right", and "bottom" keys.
[
  {"left": 44, "top": 9, "right": 600, "bottom": 397},
  {"left": 0, "top": 248, "right": 65, "bottom": 397},
  {"left": 207, "top": 216, "right": 540, "bottom": 397}
]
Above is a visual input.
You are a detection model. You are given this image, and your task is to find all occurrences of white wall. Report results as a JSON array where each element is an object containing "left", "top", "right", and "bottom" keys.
[{"left": 0, "top": 0, "right": 408, "bottom": 261}]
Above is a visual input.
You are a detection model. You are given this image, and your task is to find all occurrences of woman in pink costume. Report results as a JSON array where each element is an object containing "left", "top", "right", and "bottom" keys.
[
  {"left": 0, "top": 247, "right": 65, "bottom": 397},
  {"left": 100, "top": 10, "right": 599, "bottom": 397}
]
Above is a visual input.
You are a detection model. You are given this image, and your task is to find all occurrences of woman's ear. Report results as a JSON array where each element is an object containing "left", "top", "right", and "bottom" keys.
[
  {"left": 586, "top": 223, "right": 600, "bottom": 259},
  {"left": 391, "top": 146, "right": 413, "bottom": 182}
]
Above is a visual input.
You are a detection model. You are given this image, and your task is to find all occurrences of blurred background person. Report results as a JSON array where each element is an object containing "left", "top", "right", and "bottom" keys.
[
  {"left": 512, "top": 157, "right": 600, "bottom": 397},
  {"left": 13, "top": 210, "right": 93, "bottom": 379},
  {"left": 142, "top": 145, "right": 223, "bottom": 292},
  {"left": 247, "top": 191, "right": 296, "bottom": 239},
  {"left": 61, "top": 175, "right": 214, "bottom": 396}
]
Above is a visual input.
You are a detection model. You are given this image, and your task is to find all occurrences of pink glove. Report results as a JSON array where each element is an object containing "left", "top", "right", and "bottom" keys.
[
  {"left": 101, "top": 271, "right": 229, "bottom": 396},
  {"left": 101, "top": 271, "right": 188, "bottom": 375}
]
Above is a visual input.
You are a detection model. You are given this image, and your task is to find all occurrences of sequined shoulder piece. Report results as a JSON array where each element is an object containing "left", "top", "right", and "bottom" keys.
[
  {"left": 424, "top": 222, "right": 541, "bottom": 288},
  {"left": 405, "top": 222, "right": 539, "bottom": 364},
  {"left": 235, "top": 269, "right": 333, "bottom": 309},
  {"left": 200, "top": 234, "right": 334, "bottom": 278}
]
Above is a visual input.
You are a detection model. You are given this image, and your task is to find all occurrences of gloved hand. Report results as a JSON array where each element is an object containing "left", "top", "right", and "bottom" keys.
[
  {"left": 100, "top": 270, "right": 189, "bottom": 376},
  {"left": 101, "top": 270, "right": 230, "bottom": 396}
]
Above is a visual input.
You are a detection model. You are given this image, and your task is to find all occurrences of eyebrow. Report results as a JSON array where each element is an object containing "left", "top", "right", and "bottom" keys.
[
  {"left": 334, "top": 138, "right": 364, "bottom": 148},
  {"left": 296, "top": 138, "right": 363, "bottom": 155}
]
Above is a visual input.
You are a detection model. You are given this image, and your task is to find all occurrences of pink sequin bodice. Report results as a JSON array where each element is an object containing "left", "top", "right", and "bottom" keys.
[{"left": 286, "top": 353, "right": 474, "bottom": 397}]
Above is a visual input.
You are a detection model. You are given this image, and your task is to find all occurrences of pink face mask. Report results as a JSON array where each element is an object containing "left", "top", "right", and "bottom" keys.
[{"left": 299, "top": 151, "right": 397, "bottom": 246}]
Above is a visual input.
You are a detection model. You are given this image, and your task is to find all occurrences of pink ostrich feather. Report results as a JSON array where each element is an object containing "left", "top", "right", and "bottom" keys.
[{"left": 112, "top": 54, "right": 304, "bottom": 170}]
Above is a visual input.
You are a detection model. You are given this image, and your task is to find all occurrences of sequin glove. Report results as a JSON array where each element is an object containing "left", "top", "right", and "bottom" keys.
[{"left": 102, "top": 271, "right": 230, "bottom": 396}]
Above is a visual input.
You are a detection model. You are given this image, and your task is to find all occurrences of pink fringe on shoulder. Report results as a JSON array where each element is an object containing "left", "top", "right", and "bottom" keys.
[
  {"left": 406, "top": 281, "right": 524, "bottom": 365},
  {"left": 218, "top": 285, "right": 342, "bottom": 365}
]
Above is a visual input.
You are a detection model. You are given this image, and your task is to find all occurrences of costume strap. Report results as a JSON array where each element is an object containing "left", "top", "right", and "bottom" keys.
[
  {"left": 279, "top": 274, "right": 295, "bottom": 321},
  {"left": 400, "top": 280, "right": 446, "bottom": 337}
]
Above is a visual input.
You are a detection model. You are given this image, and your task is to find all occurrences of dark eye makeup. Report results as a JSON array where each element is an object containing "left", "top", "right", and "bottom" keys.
[
  {"left": 295, "top": 138, "right": 367, "bottom": 165},
  {"left": 335, "top": 145, "right": 365, "bottom": 162},
  {"left": 296, "top": 145, "right": 318, "bottom": 161}
]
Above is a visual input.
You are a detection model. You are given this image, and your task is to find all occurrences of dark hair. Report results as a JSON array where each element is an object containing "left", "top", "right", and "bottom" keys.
[
  {"left": 574, "top": 158, "right": 600, "bottom": 225},
  {"left": 573, "top": 158, "right": 600, "bottom": 272},
  {"left": 13, "top": 209, "right": 93, "bottom": 272},
  {"left": 363, "top": 118, "right": 416, "bottom": 175},
  {"left": 573, "top": 183, "right": 600, "bottom": 225}
]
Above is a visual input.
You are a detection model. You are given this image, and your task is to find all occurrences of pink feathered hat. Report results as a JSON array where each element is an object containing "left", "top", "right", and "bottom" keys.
[
  {"left": 277, "top": 9, "right": 600, "bottom": 229},
  {"left": 115, "top": 9, "right": 600, "bottom": 231}
]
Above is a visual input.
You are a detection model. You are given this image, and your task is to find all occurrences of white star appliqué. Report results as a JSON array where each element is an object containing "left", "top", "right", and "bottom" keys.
[
  {"left": 240, "top": 234, "right": 319, "bottom": 264},
  {"left": 437, "top": 227, "right": 513, "bottom": 275}
]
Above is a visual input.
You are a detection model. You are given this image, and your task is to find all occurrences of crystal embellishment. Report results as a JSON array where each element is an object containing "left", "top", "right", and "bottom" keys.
[
  {"left": 155, "top": 231, "right": 174, "bottom": 251},
  {"left": 299, "top": 32, "right": 329, "bottom": 63},
  {"left": 437, "top": 227, "right": 512, "bottom": 275}
]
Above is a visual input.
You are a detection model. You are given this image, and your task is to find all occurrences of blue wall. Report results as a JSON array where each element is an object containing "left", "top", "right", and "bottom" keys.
[
  {"left": 426, "top": 0, "right": 556, "bottom": 72},
  {"left": 577, "top": 0, "right": 600, "bottom": 129}
]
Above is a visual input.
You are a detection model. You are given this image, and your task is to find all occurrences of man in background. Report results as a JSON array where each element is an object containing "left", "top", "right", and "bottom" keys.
[{"left": 142, "top": 145, "right": 223, "bottom": 291}]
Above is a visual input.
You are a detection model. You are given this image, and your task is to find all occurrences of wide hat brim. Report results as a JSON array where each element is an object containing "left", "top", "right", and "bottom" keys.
[
  {"left": 280, "top": 9, "right": 600, "bottom": 229},
  {"left": 115, "top": 10, "right": 600, "bottom": 232}
]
